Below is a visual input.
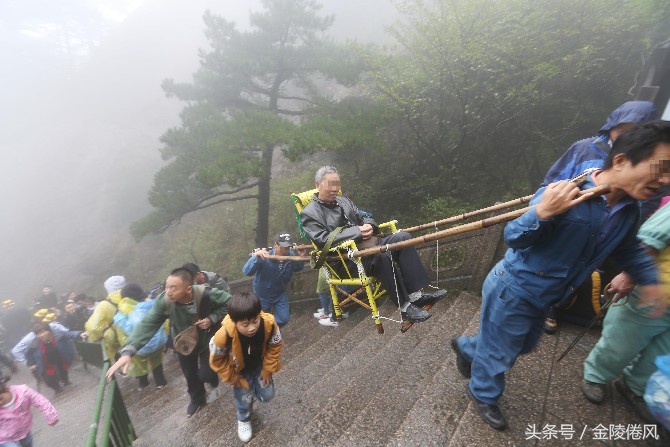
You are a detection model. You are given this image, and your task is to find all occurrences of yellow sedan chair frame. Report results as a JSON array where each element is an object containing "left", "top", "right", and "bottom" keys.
[{"left": 292, "top": 189, "right": 398, "bottom": 334}]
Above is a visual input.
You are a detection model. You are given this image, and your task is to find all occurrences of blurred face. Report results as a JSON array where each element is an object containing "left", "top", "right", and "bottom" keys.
[
  {"left": 0, "top": 387, "right": 11, "bottom": 405},
  {"left": 165, "top": 275, "right": 193, "bottom": 304},
  {"left": 194, "top": 272, "right": 207, "bottom": 285},
  {"left": 235, "top": 315, "right": 261, "bottom": 337},
  {"left": 614, "top": 143, "right": 670, "bottom": 201},
  {"left": 609, "top": 123, "right": 636, "bottom": 142},
  {"left": 42, "top": 287, "right": 52, "bottom": 295},
  {"left": 65, "top": 303, "right": 77, "bottom": 314},
  {"left": 37, "top": 329, "right": 53, "bottom": 344},
  {"left": 316, "top": 172, "right": 341, "bottom": 203},
  {"left": 274, "top": 242, "right": 289, "bottom": 256}
]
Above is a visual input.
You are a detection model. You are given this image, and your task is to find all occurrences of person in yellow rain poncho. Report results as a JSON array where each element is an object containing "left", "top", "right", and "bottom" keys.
[
  {"left": 111, "top": 284, "right": 168, "bottom": 390},
  {"left": 84, "top": 276, "right": 168, "bottom": 389},
  {"left": 84, "top": 276, "right": 126, "bottom": 354}
]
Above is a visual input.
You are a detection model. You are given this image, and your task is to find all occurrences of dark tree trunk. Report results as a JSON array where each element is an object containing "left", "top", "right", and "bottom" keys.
[{"left": 256, "top": 144, "right": 274, "bottom": 248}]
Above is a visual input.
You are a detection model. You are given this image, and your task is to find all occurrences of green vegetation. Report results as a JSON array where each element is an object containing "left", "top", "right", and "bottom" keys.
[
  {"left": 130, "top": 0, "right": 362, "bottom": 248},
  {"left": 125, "top": 0, "right": 669, "bottom": 285}
]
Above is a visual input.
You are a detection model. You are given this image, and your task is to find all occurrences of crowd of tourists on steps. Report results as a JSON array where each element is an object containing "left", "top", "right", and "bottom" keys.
[{"left": 3, "top": 108, "right": 670, "bottom": 444}]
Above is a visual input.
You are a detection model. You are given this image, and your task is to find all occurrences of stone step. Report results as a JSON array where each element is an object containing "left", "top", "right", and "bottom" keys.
[
  {"left": 385, "top": 292, "right": 482, "bottom": 447},
  {"left": 129, "top": 309, "right": 330, "bottom": 446},
  {"left": 328, "top": 292, "right": 476, "bottom": 447},
  {"left": 174, "top": 303, "right": 376, "bottom": 445},
  {"left": 242, "top": 300, "right": 390, "bottom": 445},
  {"left": 28, "top": 289, "right": 664, "bottom": 447},
  {"left": 279, "top": 310, "right": 336, "bottom": 364},
  {"left": 452, "top": 325, "right": 586, "bottom": 445},
  {"left": 276, "top": 294, "right": 458, "bottom": 447},
  {"left": 244, "top": 296, "right": 426, "bottom": 445},
  {"left": 26, "top": 360, "right": 101, "bottom": 446}
]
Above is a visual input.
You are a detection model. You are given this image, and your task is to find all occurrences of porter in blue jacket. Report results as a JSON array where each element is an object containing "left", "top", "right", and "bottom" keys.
[
  {"left": 242, "top": 233, "right": 305, "bottom": 327},
  {"left": 453, "top": 121, "right": 670, "bottom": 431}
]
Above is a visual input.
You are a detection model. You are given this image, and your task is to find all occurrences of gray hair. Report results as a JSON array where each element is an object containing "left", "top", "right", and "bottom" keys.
[{"left": 315, "top": 165, "right": 338, "bottom": 183}]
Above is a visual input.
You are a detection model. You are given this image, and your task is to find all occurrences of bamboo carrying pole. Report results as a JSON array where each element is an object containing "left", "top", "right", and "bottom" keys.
[
  {"left": 260, "top": 254, "right": 314, "bottom": 262},
  {"left": 350, "top": 184, "right": 611, "bottom": 259},
  {"left": 400, "top": 194, "right": 534, "bottom": 233},
  {"left": 247, "top": 245, "right": 312, "bottom": 262},
  {"left": 399, "top": 170, "right": 592, "bottom": 234}
]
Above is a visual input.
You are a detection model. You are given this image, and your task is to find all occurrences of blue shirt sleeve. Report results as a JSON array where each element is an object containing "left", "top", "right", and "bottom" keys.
[
  {"left": 503, "top": 188, "right": 552, "bottom": 249},
  {"left": 242, "top": 255, "right": 262, "bottom": 276}
]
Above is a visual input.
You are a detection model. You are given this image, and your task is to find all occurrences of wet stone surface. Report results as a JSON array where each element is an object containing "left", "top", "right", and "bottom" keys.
[{"left": 17, "top": 292, "right": 668, "bottom": 447}]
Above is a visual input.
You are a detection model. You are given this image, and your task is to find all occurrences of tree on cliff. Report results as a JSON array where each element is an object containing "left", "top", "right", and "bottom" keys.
[{"left": 131, "top": 0, "right": 360, "bottom": 247}]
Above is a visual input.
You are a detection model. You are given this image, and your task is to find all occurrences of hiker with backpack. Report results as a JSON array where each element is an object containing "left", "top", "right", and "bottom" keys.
[
  {"left": 106, "top": 267, "right": 230, "bottom": 418},
  {"left": 108, "top": 284, "right": 169, "bottom": 391},
  {"left": 581, "top": 200, "right": 670, "bottom": 421},
  {"left": 84, "top": 275, "right": 127, "bottom": 353}
]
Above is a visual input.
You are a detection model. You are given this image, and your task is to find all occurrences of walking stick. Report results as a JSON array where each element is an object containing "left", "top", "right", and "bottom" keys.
[{"left": 557, "top": 286, "right": 626, "bottom": 362}]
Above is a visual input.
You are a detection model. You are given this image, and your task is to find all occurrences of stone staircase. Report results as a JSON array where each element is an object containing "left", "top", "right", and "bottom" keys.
[{"left": 23, "top": 291, "right": 666, "bottom": 446}]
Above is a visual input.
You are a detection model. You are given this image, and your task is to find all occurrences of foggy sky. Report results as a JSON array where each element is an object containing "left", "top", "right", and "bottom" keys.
[{"left": 0, "top": 0, "right": 396, "bottom": 303}]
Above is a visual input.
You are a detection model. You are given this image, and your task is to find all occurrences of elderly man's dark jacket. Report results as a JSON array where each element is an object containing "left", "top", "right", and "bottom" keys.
[{"left": 301, "top": 194, "right": 378, "bottom": 248}]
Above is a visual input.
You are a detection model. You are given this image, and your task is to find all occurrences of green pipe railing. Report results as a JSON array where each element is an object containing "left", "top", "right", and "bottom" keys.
[{"left": 84, "top": 344, "right": 136, "bottom": 447}]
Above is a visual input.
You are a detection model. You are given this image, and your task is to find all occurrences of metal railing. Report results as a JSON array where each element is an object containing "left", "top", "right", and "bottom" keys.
[{"left": 79, "top": 342, "right": 136, "bottom": 447}]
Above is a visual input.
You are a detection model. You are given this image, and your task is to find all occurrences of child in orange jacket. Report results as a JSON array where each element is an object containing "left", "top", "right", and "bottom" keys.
[{"left": 209, "top": 291, "right": 282, "bottom": 443}]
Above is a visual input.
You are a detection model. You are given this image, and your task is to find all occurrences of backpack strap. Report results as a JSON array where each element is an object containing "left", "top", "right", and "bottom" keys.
[
  {"left": 199, "top": 287, "right": 223, "bottom": 332},
  {"left": 190, "top": 285, "right": 205, "bottom": 325},
  {"left": 163, "top": 285, "right": 206, "bottom": 325},
  {"left": 198, "top": 287, "right": 211, "bottom": 319},
  {"left": 313, "top": 226, "right": 344, "bottom": 269},
  {"left": 101, "top": 299, "right": 118, "bottom": 333}
]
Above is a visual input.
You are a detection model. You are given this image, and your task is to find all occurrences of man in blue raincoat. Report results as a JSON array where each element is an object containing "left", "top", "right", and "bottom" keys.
[{"left": 542, "top": 101, "right": 658, "bottom": 186}]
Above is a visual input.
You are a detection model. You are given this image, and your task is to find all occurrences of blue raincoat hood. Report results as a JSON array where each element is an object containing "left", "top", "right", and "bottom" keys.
[{"left": 599, "top": 101, "right": 657, "bottom": 133}]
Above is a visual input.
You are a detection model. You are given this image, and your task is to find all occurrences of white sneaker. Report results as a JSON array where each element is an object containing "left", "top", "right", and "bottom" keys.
[
  {"left": 206, "top": 387, "right": 219, "bottom": 403},
  {"left": 313, "top": 308, "right": 329, "bottom": 319},
  {"left": 238, "top": 419, "right": 253, "bottom": 442},
  {"left": 319, "top": 318, "right": 339, "bottom": 327}
]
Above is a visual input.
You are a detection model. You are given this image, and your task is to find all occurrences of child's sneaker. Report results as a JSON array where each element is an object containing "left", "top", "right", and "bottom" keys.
[
  {"left": 238, "top": 419, "right": 253, "bottom": 442},
  {"left": 313, "top": 308, "right": 329, "bottom": 319},
  {"left": 319, "top": 318, "right": 339, "bottom": 327},
  {"left": 206, "top": 386, "right": 219, "bottom": 403}
]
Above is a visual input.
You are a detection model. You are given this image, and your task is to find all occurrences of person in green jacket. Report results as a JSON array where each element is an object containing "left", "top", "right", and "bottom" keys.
[{"left": 106, "top": 267, "right": 230, "bottom": 418}]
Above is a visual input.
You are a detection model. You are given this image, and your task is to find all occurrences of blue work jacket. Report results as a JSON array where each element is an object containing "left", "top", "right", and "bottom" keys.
[
  {"left": 242, "top": 248, "right": 305, "bottom": 298},
  {"left": 541, "top": 136, "right": 609, "bottom": 186},
  {"left": 499, "top": 176, "right": 658, "bottom": 309}
]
